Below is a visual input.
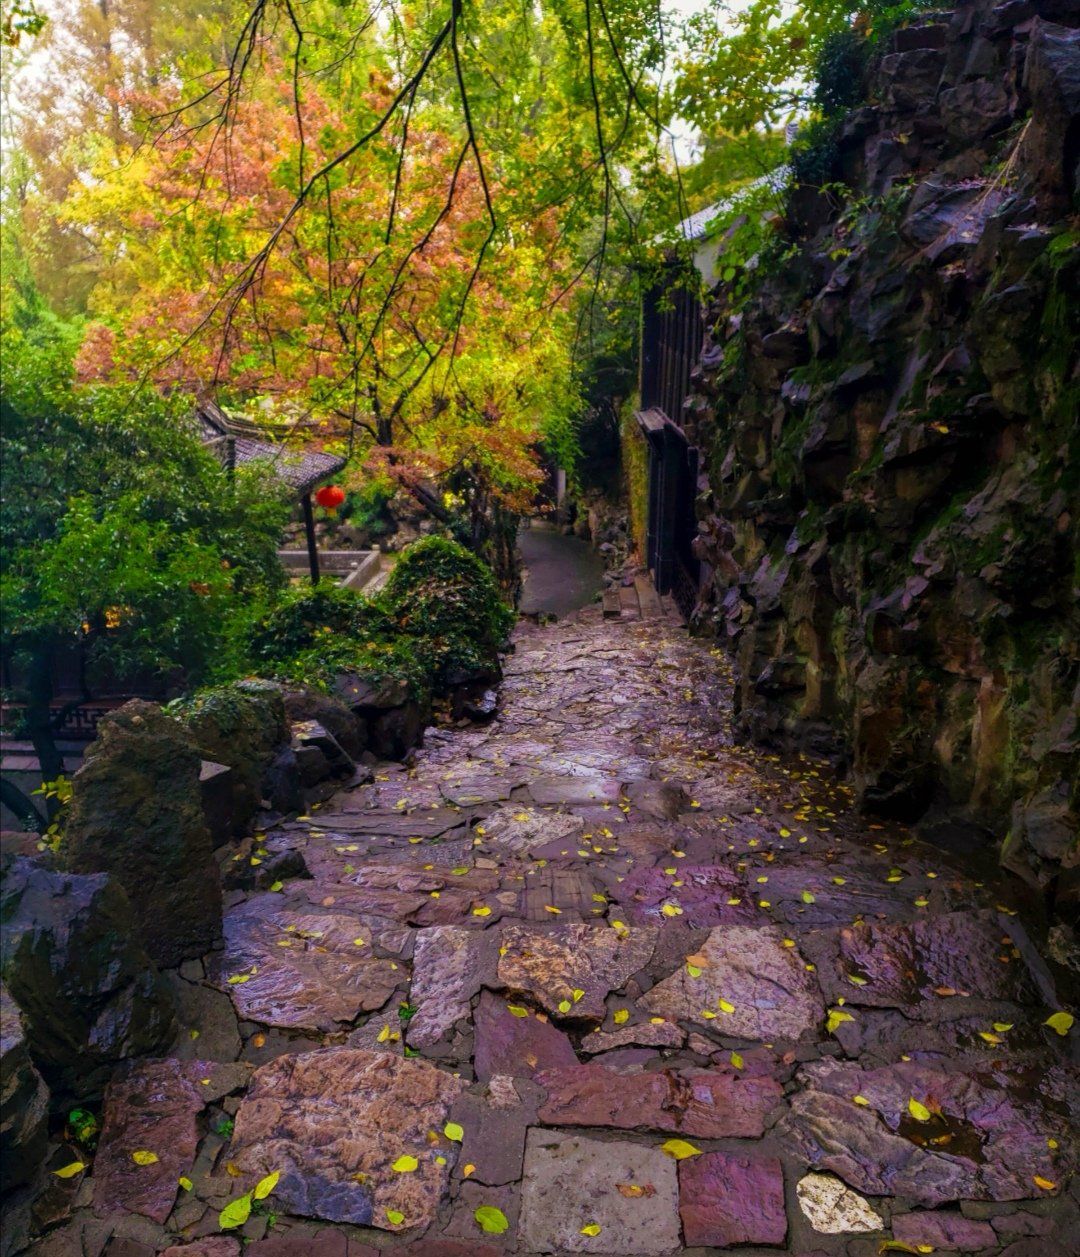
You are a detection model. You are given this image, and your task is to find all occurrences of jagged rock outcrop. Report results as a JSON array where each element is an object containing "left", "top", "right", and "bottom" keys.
[
  {"left": 180, "top": 679, "right": 293, "bottom": 830},
  {"left": 0, "top": 984, "right": 49, "bottom": 1193},
  {"left": 64, "top": 700, "right": 222, "bottom": 966},
  {"left": 687, "top": 0, "right": 1079, "bottom": 908},
  {"left": 0, "top": 856, "right": 176, "bottom": 1098}
]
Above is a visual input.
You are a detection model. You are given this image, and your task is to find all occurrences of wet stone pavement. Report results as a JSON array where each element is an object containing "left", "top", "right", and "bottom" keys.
[{"left": 39, "top": 608, "right": 1079, "bottom": 1256}]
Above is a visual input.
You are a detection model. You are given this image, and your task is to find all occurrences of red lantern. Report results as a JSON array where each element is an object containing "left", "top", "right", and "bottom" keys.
[{"left": 315, "top": 484, "right": 346, "bottom": 512}]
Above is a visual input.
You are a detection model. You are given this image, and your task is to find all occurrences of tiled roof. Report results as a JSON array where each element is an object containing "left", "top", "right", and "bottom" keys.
[
  {"left": 196, "top": 400, "right": 346, "bottom": 497},
  {"left": 672, "top": 166, "right": 792, "bottom": 243}
]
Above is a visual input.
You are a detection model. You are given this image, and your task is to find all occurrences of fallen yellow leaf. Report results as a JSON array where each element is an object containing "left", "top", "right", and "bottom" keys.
[{"left": 907, "top": 1098, "right": 932, "bottom": 1122}]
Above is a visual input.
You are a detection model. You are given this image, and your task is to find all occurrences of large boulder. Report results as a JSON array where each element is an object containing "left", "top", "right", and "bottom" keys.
[
  {"left": 1021, "top": 19, "right": 1080, "bottom": 211},
  {"left": 64, "top": 701, "right": 221, "bottom": 967},
  {"left": 334, "top": 672, "right": 430, "bottom": 760},
  {"left": 180, "top": 680, "right": 291, "bottom": 830},
  {"left": 283, "top": 687, "right": 366, "bottom": 760},
  {"left": 0, "top": 857, "right": 176, "bottom": 1097},
  {"left": 0, "top": 983, "right": 49, "bottom": 1192}
]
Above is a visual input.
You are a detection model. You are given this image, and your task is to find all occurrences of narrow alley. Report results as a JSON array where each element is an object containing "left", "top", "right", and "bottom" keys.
[{"left": 78, "top": 597, "right": 1073, "bottom": 1257}]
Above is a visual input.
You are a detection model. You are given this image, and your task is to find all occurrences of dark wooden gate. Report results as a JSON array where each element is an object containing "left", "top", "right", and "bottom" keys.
[{"left": 637, "top": 265, "right": 703, "bottom": 618}]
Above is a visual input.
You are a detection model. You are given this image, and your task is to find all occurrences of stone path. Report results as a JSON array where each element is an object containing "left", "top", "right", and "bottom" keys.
[
  {"left": 35, "top": 608, "right": 1078, "bottom": 1257},
  {"left": 517, "top": 522, "right": 604, "bottom": 617}
]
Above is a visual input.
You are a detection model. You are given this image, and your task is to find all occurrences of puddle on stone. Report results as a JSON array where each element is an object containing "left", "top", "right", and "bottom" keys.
[{"left": 895, "top": 1110, "right": 987, "bottom": 1162}]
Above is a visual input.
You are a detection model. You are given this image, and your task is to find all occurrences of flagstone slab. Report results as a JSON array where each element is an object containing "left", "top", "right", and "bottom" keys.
[
  {"left": 497, "top": 922, "right": 657, "bottom": 1021},
  {"left": 527, "top": 776, "right": 623, "bottom": 806},
  {"left": 797, "top": 1172, "right": 883, "bottom": 1234},
  {"left": 805, "top": 910, "right": 1045, "bottom": 1010},
  {"left": 475, "top": 806, "right": 585, "bottom": 856},
  {"left": 93, "top": 1059, "right": 248, "bottom": 1224},
  {"left": 445, "top": 1077, "right": 540, "bottom": 1185},
  {"left": 215, "top": 903, "right": 400, "bottom": 1030},
  {"left": 782, "top": 1058, "right": 1077, "bottom": 1205},
  {"left": 519, "top": 1130, "right": 680, "bottom": 1255},
  {"left": 891, "top": 1211, "right": 997, "bottom": 1251},
  {"left": 615, "top": 864, "right": 758, "bottom": 928},
  {"left": 473, "top": 991, "right": 578, "bottom": 1081},
  {"left": 537, "top": 1062, "right": 781, "bottom": 1137},
  {"left": 231, "top": 1048, "right": 464, "bottom": 1231},
  {"left": 581, "top": 1019, "right": 685, "bottom": 1054},
  {"left": 407, "top": 925, "right": 489, "bottom": 1049},
  {"left": 519, "top": 868, "right": 609, "bottom": 921},
  {"left": 638, "top": 924, "right": 823, "bottom": 1040},
  {"left": 678, "top": 1151, "right": 787, "bottom": 1247}
]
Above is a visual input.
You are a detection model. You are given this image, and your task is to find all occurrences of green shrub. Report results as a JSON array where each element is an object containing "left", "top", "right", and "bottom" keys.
[
  {"left": 265, "top": 634, "right": 430, "bottom": 698},
  {"left": 814, "top": 30, "right": 869, "bottom": 116},
  {"left": 382, "top": 537, "right": 515, "bottom": 683},
  {"left": 790, "top": 116, "right": 842, "bottom": 189},
  {"left": 243, "top": 581, "right": 396, "bottom": 667}
]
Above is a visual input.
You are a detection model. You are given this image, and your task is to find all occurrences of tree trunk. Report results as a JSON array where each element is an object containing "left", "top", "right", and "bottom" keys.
[{"left": 0, "top": 778, "right": 46, "bottom": 833}]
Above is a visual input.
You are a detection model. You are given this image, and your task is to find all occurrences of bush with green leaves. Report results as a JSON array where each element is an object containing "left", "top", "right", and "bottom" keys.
[
  {"left": 242, "top": 581, "right": 397, "bottom": 668},
  {"left": 1, "top": 306, "right": 291, "bottom": 786},
  {"left": 235, "top": 537, "right": 514, "bottom": 697},
  {"left": 380, "top": 537, "right": 515, "bottom": 685}
]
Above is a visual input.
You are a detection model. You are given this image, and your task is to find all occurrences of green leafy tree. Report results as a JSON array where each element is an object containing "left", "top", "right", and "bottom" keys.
[{"left": 0, "top": 301, "right": 290, "bottom": 800}]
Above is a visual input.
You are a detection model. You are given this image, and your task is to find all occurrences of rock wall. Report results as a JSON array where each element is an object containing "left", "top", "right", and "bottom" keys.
[{"left": 687, "top": 1, "right": 1079, "bottom": 905}]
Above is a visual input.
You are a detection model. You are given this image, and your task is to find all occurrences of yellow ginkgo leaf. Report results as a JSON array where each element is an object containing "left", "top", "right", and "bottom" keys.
[
  {"left": 219, "top": 1193, "right": 252, "bottom": 1229},
  {"left": 730, "top": 1051, "right": 744, "bottom": 1069},
  {"left": 392, "top": 1155, "right": 418, "bottom": 1173},
  {"left": 545, "top": 905, "right": 561, "bottom": 914},
  {"left": 686, "top": 964, "right": 702, "bottom": 978},
  {"left": 462, "top": 1163, "right": 476, "bottom": 1176},
  {"left": 253, "top": 1171, "right": 280, "bottom": 1199},
  {"left": 572, "top": 989, "right": 585, "bottom": 1002},
  {"left": 978, "top": 1032, "right": 1003, "bottom": 1044},
  {"left": 131, "top": 1150, "right": 159, "bottom": 1166},
  {"left": 661, "top": 1138, "right": 701, "bottom": 1160},
  {"left": 53, "top": 1162, "right": 85, "bottom": 1178},
  {"left": 558, "top": 1000, "right": 572, "bottom": 1013},
  {"left": 992, "top": 1022, "right": 1013, "bottom": 1032},
  {"left": 1044, "top": 1011, "right": 1074, "bottom": 1036},
  {"left": 907, "top": 1098, "right": 932, "bottom": 1122},
  {"left": 660, "top": 903, "right": 683, "bottom": 917}
]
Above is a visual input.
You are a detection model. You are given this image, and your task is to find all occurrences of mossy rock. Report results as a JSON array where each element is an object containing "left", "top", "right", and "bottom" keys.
[
  {"left": 63, "top": 700, "right": 221, "bottom": 968},
  {"left": 174, "top": 678, "right": 289, "bottom": 830}
]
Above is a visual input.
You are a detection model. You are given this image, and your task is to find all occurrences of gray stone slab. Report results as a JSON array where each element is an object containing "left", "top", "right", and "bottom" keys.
[{"left": 518, "top": 1129, "right": 680, "bottom": 1254}]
